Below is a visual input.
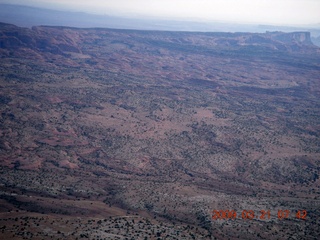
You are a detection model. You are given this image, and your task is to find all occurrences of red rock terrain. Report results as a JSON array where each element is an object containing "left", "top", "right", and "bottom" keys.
[{"left": 0, "top": 22, "right": 320, "bottom": 239}]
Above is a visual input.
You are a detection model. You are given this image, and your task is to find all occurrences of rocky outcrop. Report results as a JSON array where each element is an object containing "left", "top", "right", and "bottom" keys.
[
  {"left": 238, "top": 31, "right": 317, "bottom": 52},
  {"left": 267, "top": 31, "right": 313, "bottom": 45}
]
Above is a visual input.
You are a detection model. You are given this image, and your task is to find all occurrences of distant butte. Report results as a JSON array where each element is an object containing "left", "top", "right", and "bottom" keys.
[{"left": 0, "top": 23, "right": 318, "bottom": 57}]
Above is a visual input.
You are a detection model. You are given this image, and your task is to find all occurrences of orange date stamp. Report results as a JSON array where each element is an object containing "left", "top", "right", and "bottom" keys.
[{"left": 212, "top": 209, "right": 307, "bottom": 220}]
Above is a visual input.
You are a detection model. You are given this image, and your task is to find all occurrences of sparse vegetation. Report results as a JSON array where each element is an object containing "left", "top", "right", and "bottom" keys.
[{"left": 0, "top": 23, "right": 319, "bottom": 239}]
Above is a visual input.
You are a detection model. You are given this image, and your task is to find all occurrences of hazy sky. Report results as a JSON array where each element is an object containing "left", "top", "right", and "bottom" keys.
[{"left": 2, "top": 0, "right": 320, "bottom": 25}]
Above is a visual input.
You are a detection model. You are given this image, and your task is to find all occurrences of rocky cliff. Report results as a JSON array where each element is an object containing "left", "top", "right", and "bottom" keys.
[
  {"left": 267, "top": 31, "right": 313, "bottom": 45},
  {"left": 0, "top": 23, "right": 318, "bottom": 56}
]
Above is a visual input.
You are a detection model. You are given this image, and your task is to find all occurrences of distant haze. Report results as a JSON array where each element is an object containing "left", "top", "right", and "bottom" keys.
[{"left": 1, "top": 0, "right": 320, "bottom": 26}]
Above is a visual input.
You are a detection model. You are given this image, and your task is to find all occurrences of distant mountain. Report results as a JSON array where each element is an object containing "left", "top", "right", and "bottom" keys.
[
  {"left": 1, "top": 3, "right": 320, "bottom": 40},
  {"left": 0, "top": 4, "right": 151, "bottom": 29},
  {"left": 0, "top": 22, "right": 317, "bottom": 58}
]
